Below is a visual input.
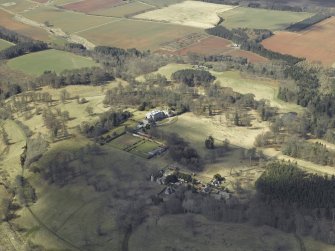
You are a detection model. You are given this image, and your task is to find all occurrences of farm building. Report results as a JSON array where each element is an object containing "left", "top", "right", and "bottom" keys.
[{"left": 146, "top": 110, "right": 167, "bottom": 121}]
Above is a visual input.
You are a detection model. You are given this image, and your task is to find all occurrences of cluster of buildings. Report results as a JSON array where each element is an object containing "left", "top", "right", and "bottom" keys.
[
  {"left": 150, "top": 165, "right": 231, "bottom": 200},
  {"left": 137, "top": 109, "right": 169, "bottom": 130}
]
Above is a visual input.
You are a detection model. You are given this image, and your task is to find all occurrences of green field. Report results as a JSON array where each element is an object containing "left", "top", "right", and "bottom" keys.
[
  {"left": 0, "top": 39, "right": 13, "bottom": 51},
  {"left": 219, "top": 7, "right": 313, "bottom": 30},
  {"left": 92, "top": 1, "right": 154, "bottom": 17},
  {"left": 22, "top": 6, "right": 114, "bottom": 33},
  {"left": 109, "top": 133, "right": 162, "bottom": 158},
  {"left": 7, "top": 49, "right": 99, "bottom": 76},
  {"left": 0, "top": 0, "right": 37, "bottom": 13},
  {"left": 78, "top": 19, "right": 203, "bottom": 50},
  {"left": 139, "top": 0, "right": 184, "bottom": 7}
]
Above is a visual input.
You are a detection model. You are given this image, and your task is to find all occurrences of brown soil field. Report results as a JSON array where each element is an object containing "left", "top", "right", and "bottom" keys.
[
  {"left": 228, "top": 50, "right": 268, "bottom": 63},
  {"left": 63, "top": 0, "right": 125, "bottom": 13},
  {"left": 262, "top": 17, "right": 335, "bottom": 66},
  {"left": 0, "top": 9, "right": 50, "bottom": 41},
  {"left": 157, "top": 36, "right": 268, "bottom": 63},
  {"left": 176, "top": 36, "right": 232, "bottom": 55}
]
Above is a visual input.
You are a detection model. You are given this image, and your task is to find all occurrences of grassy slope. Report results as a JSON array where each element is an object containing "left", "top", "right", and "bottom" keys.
[
  {"left": 0, "top": 39, "right": 14, "bottom": 51},
  {"left": 3, "top": 79, "right": 334, "bottom": 250},
  {"left": 130, "top": 214, "right": 301, "bottom": 251},
  {"left": 219, "top": 7, "right": 313, "bottom": 31},
  {"left": 7, "top": 49, "right": 99, "bottom": 76}
]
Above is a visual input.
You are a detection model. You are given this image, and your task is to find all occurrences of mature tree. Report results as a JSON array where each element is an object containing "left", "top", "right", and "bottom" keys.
[{"left": 205, "top": 136, "right": 215, "bottom": 149}]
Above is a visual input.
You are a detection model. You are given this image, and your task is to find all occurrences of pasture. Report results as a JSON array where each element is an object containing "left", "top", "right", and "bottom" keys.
[
  {"left": 92, "top": 1, "right": 154, "bottom": 17},
  {"left": 0, "top": 0, "right": 37, "bottom": 13},
  {"left": 134, "top": 1, "right": 236, "bottom": 29},
  {"left": 62, "top": 0, "right": 125, "bottom": 13},
  {"left": 139, "top": 0, "right": 184, "bottom": 8},
  {"left": 0, "top": 38, "right": 13, "bottom": 50},
  {"left": 0, "top": 9, "right": 50, "bottom": 41},
  {"left": 22, "top": 6, "right": 114, "bottom": 33},
  {"left": 262, "top": 17, "right": 335, "bottom": 66},
  {"left": 78, "top": 19, "right": 203, "bottom": 50},
  {"left": 7, "top": 49, "right": 99, "bottom": 76},
  {"left": 219, "top": 7, "right": 313, "bottom": 31}
]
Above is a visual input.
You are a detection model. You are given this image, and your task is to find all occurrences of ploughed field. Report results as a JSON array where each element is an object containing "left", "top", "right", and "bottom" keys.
[
  {"left": 157, "top": 35, "right": 268, "bottom": 63},
  {"left": 262, "top": 17, "right": 335, "bottom": 66}
]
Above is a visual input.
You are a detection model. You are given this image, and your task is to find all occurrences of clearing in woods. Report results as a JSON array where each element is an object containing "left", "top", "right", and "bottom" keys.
[
  {"left": 0, "top": 38, "right": 14, "bottom": 50},
  {"left": 262, "top": 17, "right": 335, "bottom": 66},
  {"left": 219, "top": 7, "right": 313, "bottom": 31},
  {"left": 7, "top": 49, "right": 99, "bottom": 76},
  {"left": 144, "top": 64, "right": 303, "bottom": 113},
  {"left": 134, "top": 1, "right": 236, "bottom": 29}
]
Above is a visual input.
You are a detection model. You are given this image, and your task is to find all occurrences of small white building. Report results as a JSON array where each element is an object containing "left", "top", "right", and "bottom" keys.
[{"left": 146, "top": 110, "right": 167, "bottom": 121}]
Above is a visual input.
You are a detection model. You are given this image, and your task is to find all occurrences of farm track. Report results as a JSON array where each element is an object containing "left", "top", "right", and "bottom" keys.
[{"left": 0, "top": 6, "right": 96, "bottom": 49}]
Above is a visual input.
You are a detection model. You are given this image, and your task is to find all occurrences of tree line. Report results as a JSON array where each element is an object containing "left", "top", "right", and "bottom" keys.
[
  {"left": 80, "top": 110, "right": 131, "bottom": 138},
  {"left": 36, "top": 67, "right": 114, "bottom": 88},
  {"left": 286, "top": 13, "right": 331, "bottom": 31},
  {"left": 206, "top": 26, "right": 302, "bottom": 65},
  {"left": 0, "top": 41, "right": 48, "bottom": 60},
  {"left": 282, "top": 137, "right": 335, "bottom": 166}
]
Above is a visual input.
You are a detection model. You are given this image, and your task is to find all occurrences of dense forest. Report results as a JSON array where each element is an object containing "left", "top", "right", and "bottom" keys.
[
  {"left": 171, "top": 69, "right": 215, "bottom": 87},
  {"left": 256, "top": 161, "right": 335, "bottom": 208}
]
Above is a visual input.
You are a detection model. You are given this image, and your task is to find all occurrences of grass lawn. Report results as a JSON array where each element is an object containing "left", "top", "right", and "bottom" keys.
[
  {"left": 109, "top": 133, "right": 143, "bottom": 150},
  {"left": 129, "top": 140, "right": 161, "bottom": 158},
  {"left": 219, "top": 7, "right": 313, "bottom": 31},
  {"left": 7, "top": 49, "right": 99, "bottom": 76},
  {"left": 213, "top": 71, "right": 304, "bottom": 113},
  {"left": 0, "top": 39, "right": 13, "bottom": 51}
]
